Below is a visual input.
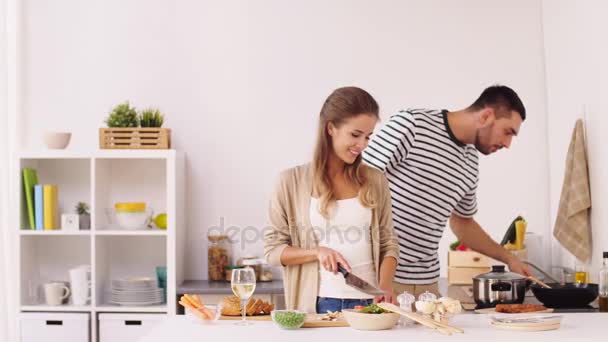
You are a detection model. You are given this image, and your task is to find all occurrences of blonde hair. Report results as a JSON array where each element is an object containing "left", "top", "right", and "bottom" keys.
[{"left": 312, "top": 87, "right": 379, "bottom": 218}]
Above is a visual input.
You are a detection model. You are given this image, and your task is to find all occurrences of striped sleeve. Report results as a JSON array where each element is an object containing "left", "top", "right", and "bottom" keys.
[
  {"left": 363, "top": 111, "right": 417, "bottom": 173},
  {"left": 453, "top": 185, "right": 478, "bottom": 218}
]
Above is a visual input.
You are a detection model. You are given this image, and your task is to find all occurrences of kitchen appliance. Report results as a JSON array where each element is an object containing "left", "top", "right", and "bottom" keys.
[
  {"left": 473, "top": 265, "right": 527, "bottom": 308},
  {"left": 337, "top": 265, "right": 384, "bottom": 296}
]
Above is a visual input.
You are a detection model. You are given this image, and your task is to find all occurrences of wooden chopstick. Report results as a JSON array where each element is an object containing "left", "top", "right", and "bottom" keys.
[
  {"left": 527, "top": 276, "right": 552, "bottom": 289},
  {"left": 378, "top": 302, "right": 463, "bottom": 335}
]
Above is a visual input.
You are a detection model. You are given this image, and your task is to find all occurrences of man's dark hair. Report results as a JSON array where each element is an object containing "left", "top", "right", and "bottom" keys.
[{"left": 468, "top": 85, "right": 526, "bottom": 121}]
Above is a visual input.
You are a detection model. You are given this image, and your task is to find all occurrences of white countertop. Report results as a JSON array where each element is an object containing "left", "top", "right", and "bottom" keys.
[{"left": 141, "top": 313, "right": 608, "bottom": 342}]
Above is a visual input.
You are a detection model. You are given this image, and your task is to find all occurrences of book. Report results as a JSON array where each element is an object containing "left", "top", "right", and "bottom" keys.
[
  {"left": 22, "top": 168, "right": 38, "bottom": 230},
  {"left": 34, "top": 185, "right": 44, "bottom": 230},
  {"left": 43, "top": 185, "right": 58, "bottom": 230}
]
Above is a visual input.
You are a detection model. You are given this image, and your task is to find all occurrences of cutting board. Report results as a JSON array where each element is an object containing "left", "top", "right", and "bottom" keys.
[
  {"left": 475, "top": 307, "right": 554, "bottom": 314},
  {"left": 219, "top": 314, "right": 349, "bottom": 327},
  {"left": 303, "top": 314, "right": 349, "bottom": 328}
]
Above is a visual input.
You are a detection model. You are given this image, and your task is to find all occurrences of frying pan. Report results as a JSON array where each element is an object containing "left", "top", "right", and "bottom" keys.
[
  {"left": 531, "top": 283, "right": 598, "bottom": 308},
  {"left": 524, "top": 261, "right": 599, "bottom": 308}
]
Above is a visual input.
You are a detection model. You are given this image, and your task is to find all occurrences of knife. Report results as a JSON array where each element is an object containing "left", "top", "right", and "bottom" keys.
[{"left": 337, "top": 264, "right": 385, "bottom": 296}]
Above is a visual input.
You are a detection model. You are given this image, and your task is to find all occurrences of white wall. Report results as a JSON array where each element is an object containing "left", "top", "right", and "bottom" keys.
[
  {"left": 543, "top": 0, "right": 608, "bottom": 279},
  {"left": 18, "top": 0, "right": 550, "bottom": 279}
]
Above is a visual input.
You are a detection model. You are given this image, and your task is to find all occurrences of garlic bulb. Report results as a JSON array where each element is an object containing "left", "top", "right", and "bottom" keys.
[{"left": 414, "top": 300, "right": 436, "bottom": 315}]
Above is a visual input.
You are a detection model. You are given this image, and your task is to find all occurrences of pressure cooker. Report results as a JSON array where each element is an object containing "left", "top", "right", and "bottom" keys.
[{"left": 473, "top": 265, "right": 527, "bottom": 308}]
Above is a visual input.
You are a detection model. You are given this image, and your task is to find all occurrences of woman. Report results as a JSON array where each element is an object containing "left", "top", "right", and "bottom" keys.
[{"left": 264, "top": 86, "right": 399, "bottom": 314}]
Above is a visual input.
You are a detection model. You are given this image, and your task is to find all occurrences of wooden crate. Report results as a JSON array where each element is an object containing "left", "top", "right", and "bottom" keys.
[
  {"left": 448, "top": 251, "right": 492, "bottom": 268},
  {"left": 448, "top": 266, "right": 492, "bottom": 285},
  {"left": 99, "top": 128, "right": 171, "bottom": 149}
]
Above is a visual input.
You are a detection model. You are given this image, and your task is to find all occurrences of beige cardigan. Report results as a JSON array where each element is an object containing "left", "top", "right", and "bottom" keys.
[{"left": 263, "top": 163, "right": 400, "bottom": 313}]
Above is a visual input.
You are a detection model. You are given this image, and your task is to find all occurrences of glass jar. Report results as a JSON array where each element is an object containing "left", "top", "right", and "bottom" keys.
[
  {"left": 225, "top": 265, "right": 243, "bottom": 282},
  {"left": 208, "top": 235, "right": 231, "bottom": 281},
  {"left": 237, "top": 256, "right": 261, "bottom": 280}
]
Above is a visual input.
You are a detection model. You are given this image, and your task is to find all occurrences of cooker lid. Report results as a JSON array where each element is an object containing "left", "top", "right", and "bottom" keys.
[{"left": 474, "top": 265, "right": 526, "bottom": 281}]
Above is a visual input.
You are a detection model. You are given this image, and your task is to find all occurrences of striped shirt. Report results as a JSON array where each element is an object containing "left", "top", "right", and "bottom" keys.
[{"left": 363, "top": 109, "right": 479, "bottom": 284}]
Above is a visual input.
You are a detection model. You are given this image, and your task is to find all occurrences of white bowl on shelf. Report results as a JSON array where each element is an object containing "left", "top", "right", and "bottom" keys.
[
  {"left": 43, "top": 132, "right": 71, "bottom": 149},
  {"left": 106, "top": 208, "right": 152, "bottom": 230}
]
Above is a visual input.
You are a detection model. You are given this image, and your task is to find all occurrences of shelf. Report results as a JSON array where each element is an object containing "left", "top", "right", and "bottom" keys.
[
  {"left": 95, "top": 304, "right": 168, "bottom": 313},
  {"left": 17, "top": 149, "right": 176, "bottom": 160},
  {"left": 19, "top": 230, "right": 91, "bottom": 236},
  {"left": 21, "top": 304, "right": 92, "bottom": 312},
  {"left": 95, "top": 230, "right": 167, "bottom": 236}
]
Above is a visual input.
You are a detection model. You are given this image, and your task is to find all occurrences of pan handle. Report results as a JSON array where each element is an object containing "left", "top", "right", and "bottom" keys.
[{"left": 523, "top": 261, "right": 560, "bottom": 283}]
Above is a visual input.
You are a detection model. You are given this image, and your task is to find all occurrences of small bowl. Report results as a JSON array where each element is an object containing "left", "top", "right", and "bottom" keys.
[
  {"left": 44, "top": 132, "right": 71, "bottom": 149},
  {"left": 271, "top": 310, "right": 306, "bottom": 329},
  {"left": 106, "top": 207, "right": 152, "bottom": 230},
  {"left": 342, "top": 309, "right": 400, "bottom": 331},
  {"left": 185, "top": 304, "right": 223, "bottom": 324}
]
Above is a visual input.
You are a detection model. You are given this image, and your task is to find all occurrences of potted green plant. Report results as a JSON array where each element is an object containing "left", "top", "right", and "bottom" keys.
[
  {"left": 105, "top": 101, "right": 139, "bottom": 127},
  {"left": 100, "top": 101, "right": 171, "bottom": 149},
  {"left": 76, "top": 202, "right": 90, "bottom": 230},
  {"left": 139, "top": 108, "right": 164, "bottom": 127}
]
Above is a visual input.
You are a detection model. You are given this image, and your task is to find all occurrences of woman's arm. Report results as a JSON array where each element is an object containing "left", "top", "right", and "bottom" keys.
[
  {"left": 375, "top": 172, "right": 400, "bottom": 303},
  {"left": 377, "top": 256, "right": 397, "bottom": 303},
  {"left": 280, "top": 246, "right": 352, "bottom": 274}
]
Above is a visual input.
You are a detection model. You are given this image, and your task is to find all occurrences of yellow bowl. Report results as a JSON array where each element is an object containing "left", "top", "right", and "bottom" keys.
[{"left": 115, "top": 202, "right": 146, "bottom": 212}]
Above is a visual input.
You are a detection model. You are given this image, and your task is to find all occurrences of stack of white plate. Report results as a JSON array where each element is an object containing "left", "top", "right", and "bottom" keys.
[{"left": 109, "top": 277, "right": 163, "bottom": 306}]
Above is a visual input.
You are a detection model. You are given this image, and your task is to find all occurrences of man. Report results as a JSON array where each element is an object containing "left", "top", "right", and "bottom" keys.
[{"left": 363, "top": 85, "right": 531, "bottom": 297}]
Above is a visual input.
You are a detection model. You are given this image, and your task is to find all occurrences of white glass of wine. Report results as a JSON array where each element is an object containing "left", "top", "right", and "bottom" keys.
[{"left": 231, "top": 267, "right": 256, "bottom": 326}]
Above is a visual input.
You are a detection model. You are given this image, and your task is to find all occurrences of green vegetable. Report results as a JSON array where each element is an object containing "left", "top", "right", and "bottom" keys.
[
  {"left": 449, "top": 240, "right": 461, "bottom": 251},
  {"left": 358, "top": 303, "right": 388, "bottom": 314},
  {"left": 273, "top": 311, "right": 306, "bottom": 329}
]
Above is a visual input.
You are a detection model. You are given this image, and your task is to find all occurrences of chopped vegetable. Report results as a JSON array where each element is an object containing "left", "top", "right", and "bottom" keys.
[
  {"left": 357, "top": 303, "right": 389, "bottom": 314},
  {"left": 272, "top": 311, "right": 306, "bottom": 329}
]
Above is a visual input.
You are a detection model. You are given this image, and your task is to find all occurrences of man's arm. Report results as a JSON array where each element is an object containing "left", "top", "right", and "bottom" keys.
[{"left": 449, "top": 213, "right": 530, "bottom": 276}]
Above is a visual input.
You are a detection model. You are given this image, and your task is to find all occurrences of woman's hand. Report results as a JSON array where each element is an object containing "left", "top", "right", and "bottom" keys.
[
  {"left": 374, "top": 284, "right": 396, "bottom": 304},
  {"left": 316, "top": 247, "right": 351, "bottom": 274}
]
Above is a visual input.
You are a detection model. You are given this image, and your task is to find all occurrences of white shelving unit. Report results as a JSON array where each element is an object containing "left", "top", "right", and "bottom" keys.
[{"left": 12, "top": 150, "right": 185, "bottom": 342}]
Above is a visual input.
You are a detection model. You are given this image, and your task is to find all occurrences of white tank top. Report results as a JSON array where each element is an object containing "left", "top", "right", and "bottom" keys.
[{"left": 310, "top": 197, "right": 376, "bottom": 299}]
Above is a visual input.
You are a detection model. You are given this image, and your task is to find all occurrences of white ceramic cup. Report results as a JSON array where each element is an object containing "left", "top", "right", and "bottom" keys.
[
  {"left": 69, "top": 267, "right": 91, "bottom": 305},
  {"left": 44, "top": 282, "right": 70, "bottom": 306}
]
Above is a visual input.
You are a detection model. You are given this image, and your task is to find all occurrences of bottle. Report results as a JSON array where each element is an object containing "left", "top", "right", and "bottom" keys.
[{"left": 599, "top": 251, "right": 608, "bottom": 312}]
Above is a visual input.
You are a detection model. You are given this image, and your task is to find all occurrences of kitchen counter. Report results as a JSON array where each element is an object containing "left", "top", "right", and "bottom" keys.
[
  {"left": 142, "top": 312, "right": 608, "bottom": 342},
  {"left": 177, "top": 279, "right": 284, "bottom": 295}
]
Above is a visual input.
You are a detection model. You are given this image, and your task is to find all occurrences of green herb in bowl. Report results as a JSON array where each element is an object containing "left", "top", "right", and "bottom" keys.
[
  {"left": 358, "top": 303, "right": 389, "bottom": 314},
  {"left": 271, "top": 310, "right": 306, "bottom": 329}
]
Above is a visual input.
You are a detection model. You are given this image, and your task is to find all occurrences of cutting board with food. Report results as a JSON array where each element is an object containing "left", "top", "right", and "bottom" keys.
[
  {"left": 475, "top": 304, "right": 553, "bottom": 314},
  {"left": 219, "top": 296, "right": 274, "bottom": 320},
  {"left": 303, "top": 311, "right": 348, "bottom": 328}
]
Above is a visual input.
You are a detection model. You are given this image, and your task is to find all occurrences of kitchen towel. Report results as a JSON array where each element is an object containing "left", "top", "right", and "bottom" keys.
[{"left": 553, "top": 119, "right": 592, "bottom": 262}]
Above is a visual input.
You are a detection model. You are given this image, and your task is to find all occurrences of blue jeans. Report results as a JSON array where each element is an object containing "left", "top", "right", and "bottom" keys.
[{"left": 316, "top": 297, "right": 373, "bottom": 314}]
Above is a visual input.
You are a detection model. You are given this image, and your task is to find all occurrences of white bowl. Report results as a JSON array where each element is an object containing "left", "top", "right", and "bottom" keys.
[
  {"left": 342, "top": 309, "right": 400, "bottom": 330},
  {"left": 185, "top": 304, "right": 223, "bottom": 324},
  {"left": 44, "top": 132, "right": 71, "bottom": 149},
  {"left": 106, "top": 208, "right": 152, "bottom": 230}
]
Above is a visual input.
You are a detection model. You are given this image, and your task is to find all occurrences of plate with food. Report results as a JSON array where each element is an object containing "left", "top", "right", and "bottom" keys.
[
  {"left": 489, "top": 315, "right": 562, "bottom": 331},
  {"left": 219, "top": 296, "right": 274, "bottom": 320},
  {"left": 475, "top": 303, "right": 553, "bottom": 314}
]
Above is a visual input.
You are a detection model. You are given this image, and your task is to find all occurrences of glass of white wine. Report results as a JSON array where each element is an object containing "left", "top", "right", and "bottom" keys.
[{"left": 231, "top": 267, "right": 256, "bottom": 326}]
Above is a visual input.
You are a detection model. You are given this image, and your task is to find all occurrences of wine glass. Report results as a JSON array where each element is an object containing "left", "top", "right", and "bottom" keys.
[{"left": 231, "top": 267, "right": 256, "bottom": 326}]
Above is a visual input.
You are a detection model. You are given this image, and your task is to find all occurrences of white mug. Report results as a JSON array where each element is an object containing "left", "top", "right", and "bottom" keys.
[
  {"left": 69, "top": 267, "right": 91, "bottom": 305},
  {"left": 44, "top": 283, "right": 70, "bottom": 306}
]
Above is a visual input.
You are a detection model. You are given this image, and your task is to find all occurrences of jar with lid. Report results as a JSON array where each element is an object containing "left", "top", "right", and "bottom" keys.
[
  {"left": 225, "top": 265, "right": 243, "bottom": 282},
  {"left": 207, "top": 234, "right": 231, "bottom": 281},
  {"left": 237, "top": 257, "right": 273, "bottom": 282}
]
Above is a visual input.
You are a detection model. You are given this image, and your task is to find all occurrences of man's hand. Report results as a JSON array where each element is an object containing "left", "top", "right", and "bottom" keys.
[{"left": 507, "top": 256, "right": 531, "bottom": 276}]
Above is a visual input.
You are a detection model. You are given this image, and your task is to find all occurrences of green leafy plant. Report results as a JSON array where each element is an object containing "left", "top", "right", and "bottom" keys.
[
  {"left": 105, "top": 102, "right": 139, "bottom": 127},
  {"left": 139, "top": 108, "right": 165, "bottom": 127},
  {"left": 75, "top": 202, "right": 90, "bottom": 215}
]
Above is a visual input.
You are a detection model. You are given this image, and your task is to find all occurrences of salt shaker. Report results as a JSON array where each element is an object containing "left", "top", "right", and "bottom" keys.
[
  {"left": 418, "top": 290, "right": 437, "bottom": 302},
  {"left": 396, "top": 291, "right": 416, "bottom": 327}
]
